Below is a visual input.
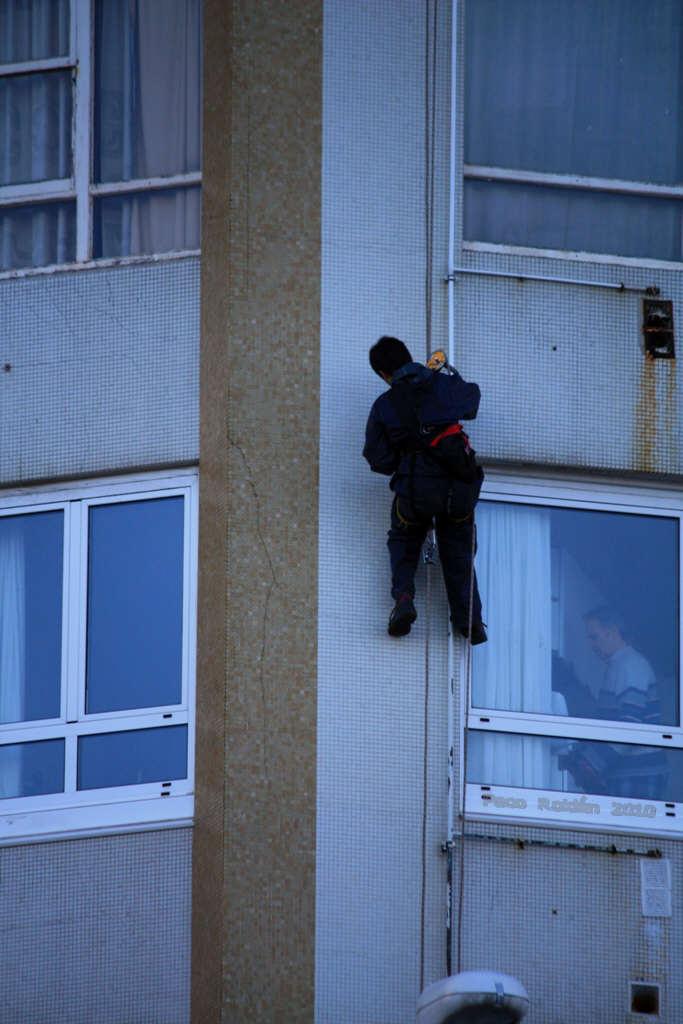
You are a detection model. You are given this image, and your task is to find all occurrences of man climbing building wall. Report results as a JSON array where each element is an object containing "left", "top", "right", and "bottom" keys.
[{"left": 363, "top": 335, "right": 487, "bottom": 643}]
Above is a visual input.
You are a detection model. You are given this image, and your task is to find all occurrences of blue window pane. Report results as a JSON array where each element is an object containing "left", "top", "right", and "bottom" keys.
[
  {"left": 465, "top": 0, "right": 683, "bottom": 185},
  {"left": 468, "top": 731, "right": 682, "bottom": 804},
  {"left": 464, "top": 180, "right": 683, "bottom": 263},
  {"left": 0, "top": 72, "right": 72, "bottom": 186},
  {"left": 0, "top": 201, "right": 76, "bottom": 272},
  {"left": 86, "top": 497, "right": 184, "bottom": 713},
  {"left": 94, "top": 0, "right": 202, "bottom": 182},
  {"left": 0, "top": 511, "right": 63, "bottom": 724},
  {"left": 77, "top": 726, "right": 188, "bottom": 790},
  {"left": 0, "top": 0, "right": 70, "bottom": 63},
  {"left": 0, "top": 739, "right": 64, "bottom": 799},
  {"left": 473, "top": 503, "right": 679, "bottom": 726},
  {"left": 92, "top": 187, "right": 200, "bottom": 259}
]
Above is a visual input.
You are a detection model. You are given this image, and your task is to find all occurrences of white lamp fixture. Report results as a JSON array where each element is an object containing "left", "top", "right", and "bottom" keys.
[{"left": 416, "top": 971, "right": 530, "bottom": 1024}]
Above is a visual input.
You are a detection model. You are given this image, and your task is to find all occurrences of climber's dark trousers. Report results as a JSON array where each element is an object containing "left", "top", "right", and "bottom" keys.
[{"left": 387, "top": 481, "right": 482, "bottom": 629}]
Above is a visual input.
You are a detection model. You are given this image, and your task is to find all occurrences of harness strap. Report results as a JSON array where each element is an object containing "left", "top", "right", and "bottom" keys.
[{"left": 428, "top": 422, "right": 464, "bottom": 447}]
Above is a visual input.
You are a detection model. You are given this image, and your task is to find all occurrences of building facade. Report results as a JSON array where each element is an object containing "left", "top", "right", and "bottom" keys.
[{"left": 2, "top": 2, "right": 683, "bottom": 1023}]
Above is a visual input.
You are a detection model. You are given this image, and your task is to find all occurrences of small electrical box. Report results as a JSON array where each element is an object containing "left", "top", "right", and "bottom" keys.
[
  {"left": 642, "top": 299, "right": 675, "bottom": 359},
  {"left": 630, "top": 981, "right": 660, "bottom": 1016}
]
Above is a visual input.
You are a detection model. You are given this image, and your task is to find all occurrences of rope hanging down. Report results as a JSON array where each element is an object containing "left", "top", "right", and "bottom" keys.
[
  {"left": 417, "top": 0, "right": 478, "bottom": 988},
  {"left": 455, "top": 520, "right": 476, "bottom": 975},
  {"left": 418, "top": 0, "right": 439, "bottom": 994}
]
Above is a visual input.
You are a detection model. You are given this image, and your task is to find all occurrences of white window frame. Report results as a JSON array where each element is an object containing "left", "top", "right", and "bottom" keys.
[
  {"left": 0, "top": 468, "right": 197, "bottom": 845},
  {"left": 0, "top": 0, "right": 201, "bottom": 270},
  {"left": 465, "top": 468, "right": 683, "bottom": 837}
]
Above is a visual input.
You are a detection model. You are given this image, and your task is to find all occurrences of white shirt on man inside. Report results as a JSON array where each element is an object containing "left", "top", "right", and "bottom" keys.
[{"left": 603, "top": 644, "right": 655, "bottom": 698}]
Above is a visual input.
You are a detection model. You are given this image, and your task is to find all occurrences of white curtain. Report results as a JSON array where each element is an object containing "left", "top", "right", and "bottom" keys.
[
  {"left": 468, "top": 503, "right": 559, "bottom": 788},
  {"left": 0, "top": 0, "right": 72, "bottom": 271},
  {"left": 0, "top": 520, "right": 26, "bottom": 798},
  {"left": 464, "top": 0, "right": 683, "bottom": 261},
  {"left": 1, "top": 0, "right": 201, "bottom": 268},
  {"left": 124, "top": 186, "right": 200, "bottom": 260},
  {"left": 95, "top": 0, "right": 201, "bottom": 257},
  {"left": 0, "top": 1, "right": 70, "bottom": 64}
]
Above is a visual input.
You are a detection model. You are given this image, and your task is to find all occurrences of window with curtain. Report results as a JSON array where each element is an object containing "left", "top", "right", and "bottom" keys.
[
  {"left": 0, "top": 0, "right": 201, "bottom": 272},
  {"left": 0, "top": 472, "right": 197, "bottom": 843},
  {"left": 464, "top": 0, "right": 683, "bottom": 262},
  {"left": 466, "top": 476, "right": 683, "bottom": 832}
]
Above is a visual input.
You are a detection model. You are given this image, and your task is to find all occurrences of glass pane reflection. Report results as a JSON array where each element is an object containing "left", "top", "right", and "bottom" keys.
[
  {"left": 472, "top": 503, "right": 679, "bottom": 726},
  {"left": 0, "top": 739, "right": 64, "bottom": 799},
  {"left": 468, "top": 730, "right": 682, "bottom": 804},
  {"left": 86, "top": 497, "right": 184, "bottom": 713},
  {"left": 0, "top": 511, "right": 63, "bottom": 723},
  {"left": 77, "top": 726, "right": 188, "bottom": 790}
]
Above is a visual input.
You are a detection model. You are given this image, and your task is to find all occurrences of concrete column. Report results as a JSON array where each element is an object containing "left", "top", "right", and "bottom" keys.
[{"left": 192, "top": 2, "right": 321, "bottom": 1021}]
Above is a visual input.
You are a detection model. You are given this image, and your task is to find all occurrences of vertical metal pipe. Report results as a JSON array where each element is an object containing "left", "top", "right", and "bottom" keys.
[{"left": 74, "top": 0, "right": 92, "bottom": 261}]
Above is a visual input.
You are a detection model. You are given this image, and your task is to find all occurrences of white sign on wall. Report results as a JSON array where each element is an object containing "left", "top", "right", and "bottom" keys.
[{"left": 640, "top": 858, "right": 672, "bottom": 917}]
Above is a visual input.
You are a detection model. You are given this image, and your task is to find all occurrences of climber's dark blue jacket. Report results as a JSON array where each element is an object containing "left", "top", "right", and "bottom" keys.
[{"left": 363, "top": 361, "right": 480, "bottom": 494}]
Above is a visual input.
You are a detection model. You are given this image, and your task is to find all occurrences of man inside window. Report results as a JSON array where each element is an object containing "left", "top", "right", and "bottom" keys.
[
  {"left": 556, "top": 607, "right": 667, "bottom": 799},
  {"left": 363, "top": 335, "right": 486, "bottom": 643},
  {"left": 584, "top": 606, "right": 657, "bottom": 723}
]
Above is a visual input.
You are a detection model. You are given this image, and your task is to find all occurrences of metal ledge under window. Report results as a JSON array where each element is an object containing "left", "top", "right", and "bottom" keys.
[{"left": 447, "top": 265, "right": 660, "bottom": 295}]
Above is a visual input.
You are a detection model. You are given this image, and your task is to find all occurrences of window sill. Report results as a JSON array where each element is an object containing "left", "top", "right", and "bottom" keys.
[
  {"left": 0, "top": 791, "right": 194, "bottom": 847},
  {"left": 467, "top": 784, "right": 681, "bottom": 838},
  {"left": 0, "top": 249, "right": 200, "bottom": 284}
]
